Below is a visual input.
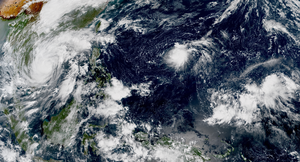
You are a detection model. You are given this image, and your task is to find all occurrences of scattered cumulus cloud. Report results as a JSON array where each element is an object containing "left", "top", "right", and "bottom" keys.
[{"left": 205, "top": 73, "right": 299, "bottom": 126}]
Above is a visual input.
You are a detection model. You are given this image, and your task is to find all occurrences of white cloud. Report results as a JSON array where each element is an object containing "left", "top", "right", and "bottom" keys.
[
  {"left": 130, "top": 81, "right": 152, "bottom": 97},
  {"left": 205, "top": 73, "right": 299, "bottom": 126},
  {"left": 166, "top": 43, "right": 191, "bottom": 70},
  {"left": 94, "top": 99, "right": 125, "bottom": 117},
  {"left": 213, "top": 0, "right": 241, "bottom": 25},
  {"left": 105, "top": 78, "right": 131, "bottom": 101},
  {"left": 36, "top": 0, "right": 108, "bottom": 33}
]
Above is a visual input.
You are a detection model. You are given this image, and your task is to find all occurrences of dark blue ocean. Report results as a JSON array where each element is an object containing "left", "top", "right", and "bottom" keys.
[{"left": 0, "top": 0, "right": 300, "bottom": 161}]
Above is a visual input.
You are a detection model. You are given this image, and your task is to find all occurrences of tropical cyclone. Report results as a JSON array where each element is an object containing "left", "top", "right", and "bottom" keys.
[{"left": 0, "top": 0, "right": 44, "bottom": 19}]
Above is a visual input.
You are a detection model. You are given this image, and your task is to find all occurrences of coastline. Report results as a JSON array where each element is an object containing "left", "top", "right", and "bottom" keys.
[{"left": 0, "top": 0, "right": 44, "bottom": 20}]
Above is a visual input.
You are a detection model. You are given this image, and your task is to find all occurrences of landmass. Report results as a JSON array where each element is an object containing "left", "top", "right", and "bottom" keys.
[{"left": 0, "top": 0, "right": 44, "bottom": 19}]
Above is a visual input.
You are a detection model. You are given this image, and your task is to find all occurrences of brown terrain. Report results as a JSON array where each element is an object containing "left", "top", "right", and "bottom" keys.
[{"left": 0, "top": 0, "right": 44, "bottom": 19}]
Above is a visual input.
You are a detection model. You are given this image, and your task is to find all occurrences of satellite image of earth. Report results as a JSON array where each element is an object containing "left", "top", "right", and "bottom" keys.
[{"left": 0, "top": 0, "right": 300, "bottom": 161}]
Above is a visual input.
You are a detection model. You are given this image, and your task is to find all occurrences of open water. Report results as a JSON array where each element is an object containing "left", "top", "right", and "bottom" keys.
[{"left": 0, "top": 0, "right": 300, "bottom": 161}]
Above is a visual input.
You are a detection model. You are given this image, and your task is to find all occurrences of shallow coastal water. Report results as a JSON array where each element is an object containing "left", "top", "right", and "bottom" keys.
[{"left": 0, "top": 19, "right": 9, "bottom": 46}]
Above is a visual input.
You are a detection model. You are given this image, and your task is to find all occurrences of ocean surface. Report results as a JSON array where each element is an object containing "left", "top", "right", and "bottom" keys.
[
  {"left": 0, "top": 0, "right": 300, "bottom": 161},
  {"left": 0, "top": 20, "right": 9, "bottom": 46}
]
